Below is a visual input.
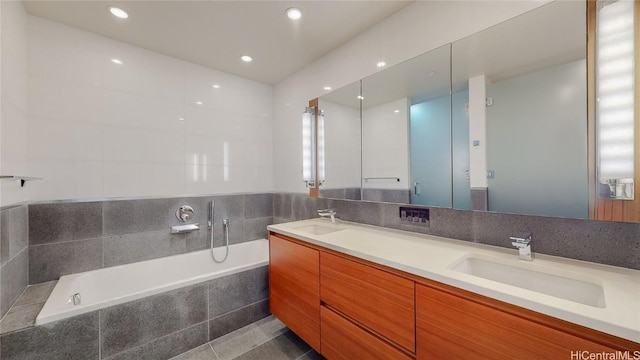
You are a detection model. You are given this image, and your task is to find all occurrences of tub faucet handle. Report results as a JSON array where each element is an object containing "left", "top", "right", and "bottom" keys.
[
  {"left": 67, "top": 293, "right": 81, "bottom": 306},
  {"left": 176, "top": 205, "right": 194, "bottom": 222}
]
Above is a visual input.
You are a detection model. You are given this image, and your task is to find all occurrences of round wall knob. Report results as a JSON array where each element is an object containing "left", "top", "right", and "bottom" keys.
[{"left": 176, "top": 205, "right": 195, "bottom": 222}]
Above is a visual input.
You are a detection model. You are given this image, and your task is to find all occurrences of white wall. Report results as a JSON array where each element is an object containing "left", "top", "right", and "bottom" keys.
[
  {"left": 319, "top": 100, "right": 360, "bottom": 189},
  {"left": 273, "top": 0, "right": 549, "bottom": 193},
  {"left": 1, "top": 1, "right": 29, "bottom": 206},
  {"left": 362, "top": 98, "right": 409, "bottom": 190},
  {"left": 26, "top": 17, "right": 273, "bottom": 201},
  {"left": 469, "top": 74, "right": 488, "bottom": 189}
]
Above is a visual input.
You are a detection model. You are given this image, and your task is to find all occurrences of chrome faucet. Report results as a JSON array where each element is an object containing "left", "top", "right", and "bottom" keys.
[
  {"left": 317, "top": 209, "right": 337, "bottom": 224},
  {"left": 510, "top": 232, "right": 533, "bottom": 261}
]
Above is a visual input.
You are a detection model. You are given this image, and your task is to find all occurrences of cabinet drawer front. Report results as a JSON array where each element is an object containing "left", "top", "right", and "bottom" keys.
[
  {"left": 321, "top": 306, "right": 413, "bottom": 360},
  {"left": 320, "top": 252, "right": 415, "bottom": 352},
  {"left": 269, "top": 235, "right": 320, "bottom": 351},
  {"left": 416, "top": 284, "right": 620, "bottom": 360}
]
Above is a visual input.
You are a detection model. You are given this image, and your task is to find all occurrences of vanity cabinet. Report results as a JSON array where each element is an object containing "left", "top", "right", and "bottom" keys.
[
  {"left": 269, "top": 232, "right": 639, "bottom": 360},
  {"left": 269, "top": 234, "right": 320, "bottom": 351},
  {"left": 416, "top": 282, "right": 631, "bottom": 360},
  {"left": 320, "top": 252, "right": 415, "bottom": 353},
  {"left": 321, "top": 305, "right": 412, "bottom": 360}
]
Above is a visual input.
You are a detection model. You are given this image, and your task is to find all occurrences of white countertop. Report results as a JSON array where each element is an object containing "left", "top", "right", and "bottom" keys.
[{"left": 267, "top": 218, "right": 640, "bottom": 343}]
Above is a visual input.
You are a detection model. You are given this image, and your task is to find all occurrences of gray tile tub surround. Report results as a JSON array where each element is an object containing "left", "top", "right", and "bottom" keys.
[
  {"left": 0, "top": 281, "right": 57, "bottom": 334},
  {"left": 100, "top": 284, "right": 209, "bottom": 358},
  {"left": 0, "top": 311, "right": 100, "bottom": 359},
  {"left": 170, "top": 315, "right": 323, "bottom": 360},
  {"left": 1, "top": 263, "right": 269, "bottom": 360},
  {"left": 27, "top": 193, "right": 274, "bottom": 284},
  {"left": 1, "top": 205, "right": 29, "bottom": 265},
  {"left": 273, "top": 192, "right": 640, "bottom": 269},
  {"left": 28, "top": 201, "right": 105, "bottom": 284},
  {"left": 208, "top": 265, "right": 270, "bottom": 341},
  {"left": 0, "top": 205, "right": 30, "bottom": 318},
  {"left": 101, "top": 266, "right": 269, "bottom": 359}
]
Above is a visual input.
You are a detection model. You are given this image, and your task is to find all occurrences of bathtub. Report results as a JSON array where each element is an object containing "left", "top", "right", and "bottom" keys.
[{"left": 36, "top": 239, "right": 269, "bottom": 325}]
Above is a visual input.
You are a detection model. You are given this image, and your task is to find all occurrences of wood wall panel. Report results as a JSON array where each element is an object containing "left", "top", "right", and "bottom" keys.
[
  {"left": 269, "top": 234, "right": 320, "bottom": 351},
  {"left": 320, "top": 252, "right": 415, "bottom": 352}
]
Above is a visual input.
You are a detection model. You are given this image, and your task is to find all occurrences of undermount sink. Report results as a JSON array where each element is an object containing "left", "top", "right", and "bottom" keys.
[
  {"left": 294, "top": 224, "right": 346, "bottom": 235},
  {"left": 452, "top": 256, "right": 606, "bottom": 308}
]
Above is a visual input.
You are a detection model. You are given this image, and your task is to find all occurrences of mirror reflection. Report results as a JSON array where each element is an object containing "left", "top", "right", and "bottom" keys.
[
  {"left": 318, "top": 81, "right": 362, "bottom": 200},
  {"left": 361, "top": 44, "right": 452, "bottom": 206},
  {"left": 453, "top": 0, "right": 587, "bottom": 218},
  {"left": 318, "top": 0, "right": 593, "bottom": 220}
]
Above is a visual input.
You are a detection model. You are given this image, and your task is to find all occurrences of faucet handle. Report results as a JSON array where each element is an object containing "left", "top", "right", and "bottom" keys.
[
  {"left": 317, "top": 209, "right": 336, "bottom": 215},
  {"left": 509, "top": 231, "right": 532, "bottom": 243}
]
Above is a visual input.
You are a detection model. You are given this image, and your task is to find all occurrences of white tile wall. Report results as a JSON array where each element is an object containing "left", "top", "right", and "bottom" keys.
[
  {"left": 1, "top": 0, "right": 29, "bottom": 206},
  {"left": 26, "top": 16, "right": 273, "bottom": 201}
]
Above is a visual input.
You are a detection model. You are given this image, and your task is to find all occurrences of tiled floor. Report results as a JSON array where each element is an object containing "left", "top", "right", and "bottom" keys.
[
  {"left": 0, "top": 281, "right": 57, "bottom": 334},
  {"left": 171, "top": 316, "right": 324, "bottom": 360}
]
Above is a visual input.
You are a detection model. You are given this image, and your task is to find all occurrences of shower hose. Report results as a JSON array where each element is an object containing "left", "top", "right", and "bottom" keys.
[{"left": 209, "top": 200, "right": 229, "bottom": 263}]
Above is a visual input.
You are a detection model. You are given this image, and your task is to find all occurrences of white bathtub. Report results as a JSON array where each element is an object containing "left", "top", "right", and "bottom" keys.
[{"left": 36, "top": 239, "right": 269, "bottom": 325}]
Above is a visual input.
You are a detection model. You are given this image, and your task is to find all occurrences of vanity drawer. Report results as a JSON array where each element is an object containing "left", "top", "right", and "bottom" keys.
[
  {"left": 320, "top": 252, "right": 415, "bottom": 352},
  {"left": 321, "top": 306, "right": 413, "bottom": 360}
]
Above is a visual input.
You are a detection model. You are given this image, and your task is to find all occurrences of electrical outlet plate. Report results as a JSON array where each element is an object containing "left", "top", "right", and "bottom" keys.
[{"left": 399, "top": 207, "right": 430, "bottom": 225}]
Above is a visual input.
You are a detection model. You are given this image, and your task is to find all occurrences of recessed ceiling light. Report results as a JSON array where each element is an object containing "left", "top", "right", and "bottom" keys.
[
  {"left": 427, "top": 71, "right": 437, "bottom": 76},
  {"left": 241, "top": 55, "right": 253, "bottom": 62},
  {"left": 394, "top": 109, "right": 400, "bottom": 113},
  {"left": 357, "top": 95, "right": 364, "bottom": 100},
  {"left": 111, "top": 58, "right": 123, "bottom": 65},
  {"left": 108, "top": 6, "right": 129, "bottom": 19},
  {"left": 195, "top": 101, "right": 203, "bottom": 105},
  {"left": 178, "top": 117, "right": 185, "bottom": 121},
  {"left": 377, "top": 61, "right": 386, "bottom": 68},
  {"left": 323, "top": 86, "right": 332, "bottom": 91},
  {"left": 286, "top": 7, "right": 302, "bottom": 20},
  {"left": 212, "top": 84, "right": 221, "bottom": 89}
]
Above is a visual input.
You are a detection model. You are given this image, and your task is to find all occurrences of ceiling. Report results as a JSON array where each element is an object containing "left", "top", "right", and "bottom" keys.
[
  {"left": 320, "top": 0, "right": 585, "bottom": 110},
  {"left": 22, "top": 0, "right": 413, "bottom": 85}
]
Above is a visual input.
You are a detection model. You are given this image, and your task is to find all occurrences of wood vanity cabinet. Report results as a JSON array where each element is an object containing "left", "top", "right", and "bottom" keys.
[
  {"left": 269, "top": 232, "right": 639, "bottom": 360},
  {"left": 320, "top": 252, "right": 415, "bottom": 353},
  {"left": 320, "top": 305, "right": 412, "bottom": 360},
  {"left": 269, "top": 234, "right": 320, "bottom": 351},
  {"left": 416, "top": 282, "right": 638, "bottom": 360}
]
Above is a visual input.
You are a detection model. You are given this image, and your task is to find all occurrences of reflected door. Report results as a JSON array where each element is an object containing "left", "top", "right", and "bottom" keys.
[{"left": 410, "top": 96, "right": 452, "bottom": 207}]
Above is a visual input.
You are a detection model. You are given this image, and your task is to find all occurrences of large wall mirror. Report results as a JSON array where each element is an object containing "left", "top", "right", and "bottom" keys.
[
  {"left": 316, "top": 0, "right": 639, "bottom": 223},
  {"left": 453, "top": 0, "right": 587, "bottom": 218}
]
